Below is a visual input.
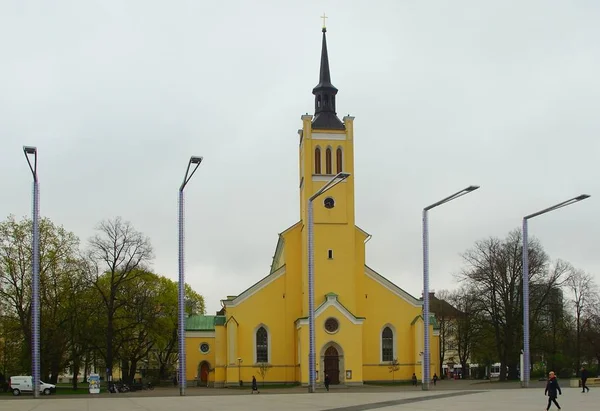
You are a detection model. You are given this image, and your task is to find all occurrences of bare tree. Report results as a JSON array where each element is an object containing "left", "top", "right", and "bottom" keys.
[
  {"left": 256, "top": 362, "right": 272, "bottom": 386},
  {"left": 388, "top": 358, "right": 400, "bottom": 382},
  {"left": 567, "top": 269, "right": 598, "bottom": 374},
  {"left": 459, "top": 229, "right": 568, "bottom": 380},
  {"left": 430, "top": 290, "right": 459, "bottom": 376},
  {"left": 84, "top": 217, "right": 153, "bottom": 383},
  {"left": 448, "top": 286, "right": 480, "bottom": 378}
]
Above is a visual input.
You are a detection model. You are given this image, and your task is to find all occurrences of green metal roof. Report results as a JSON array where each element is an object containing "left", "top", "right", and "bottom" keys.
[
  {"left": 411, "top": 314, "right": 440, "bottom": 330},
  {"left": 185, "top": 315, "right": 226, "bottom": 331}
]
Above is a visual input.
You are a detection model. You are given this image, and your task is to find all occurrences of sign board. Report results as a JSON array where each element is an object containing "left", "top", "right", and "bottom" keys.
[{"left": 88, "top": 373, "right": 100, "bottom": 394}]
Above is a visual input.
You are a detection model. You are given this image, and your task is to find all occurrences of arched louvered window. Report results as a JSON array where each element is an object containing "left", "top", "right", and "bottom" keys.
[
  {"left": 315, "top": 147, "right": 322, "bottom": 174},
  {"left": 325, "top": 148, "right": 332, "bottom": 174},
  {"left": 382, "top": 326, "right": 394, "bottom": 362},
  {"left": 256, "top": 326, "right": 268, "bottom": 363},
  {"left": 336, "top": 147, "right": 343, "bottom": 173}
]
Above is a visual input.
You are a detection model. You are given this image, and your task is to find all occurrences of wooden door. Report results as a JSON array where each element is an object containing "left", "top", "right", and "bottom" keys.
[
  {"left": 200, "top": 362, "right": 209, "bottom": 384},
  {"left": 324, "top": 346, "right": 340, "bottom": 384}
]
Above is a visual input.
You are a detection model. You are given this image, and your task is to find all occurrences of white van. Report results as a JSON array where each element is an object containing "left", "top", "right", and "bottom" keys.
[{"left": 9, "top": 376, "right": 56, "bottom": 396}]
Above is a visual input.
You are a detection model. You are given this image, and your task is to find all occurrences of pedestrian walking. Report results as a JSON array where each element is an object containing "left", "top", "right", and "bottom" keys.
[
  {"left": 411, "top": 373, "right": 417, "bottom": 386},
  {"left": 324, "top": 374, "right": 330, "bottom": 392},
  {"left": 581, "top": 367, "right": 590, "bottom": 393},
  {"left": 544, "top": 371, "right": 562, "bottom": 410},
  {"left": 433, "top": 373, "right": 438, "bottom": 386},
  {"left": 251, "top": 375, "right": 259, "bottom": 394}
]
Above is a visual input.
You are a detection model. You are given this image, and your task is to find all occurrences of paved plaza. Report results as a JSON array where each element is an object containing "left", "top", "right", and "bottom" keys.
[{"left": 1, "top": 384, "right": 596, "bottom": 411}]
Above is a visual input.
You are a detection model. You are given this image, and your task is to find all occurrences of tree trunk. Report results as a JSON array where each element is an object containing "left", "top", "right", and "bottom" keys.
[
  {"left": 72, "top": 359, "right": 80, "bottom": 390},
  {"left": 128, "top": 360, "right": 138, "bottom": 385},
  {"left": 83, "top": 355, "right": 90, "bottom": 383},
  {"left": 106, "top": 305, "right": 114, "bottom": 382},
  {"left": 121, "top": 359, "right": 130, "bottom": 383}
]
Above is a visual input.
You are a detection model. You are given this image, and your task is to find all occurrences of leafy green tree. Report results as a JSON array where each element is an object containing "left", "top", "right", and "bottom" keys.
[
  {"left": 0, "top": 215, "right": 80, "bottom": 381},
  {"left": 83, "top": 217, "right": 153, "bottom": 384}
]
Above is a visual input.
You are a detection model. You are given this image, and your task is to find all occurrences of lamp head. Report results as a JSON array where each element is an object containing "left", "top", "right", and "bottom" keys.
[
  {"left": 190, "top": 156, "right": 203, "bottom": 164},
  {"left": 338, "top": 172, "right": 350, "bottom": 179},
  {"left": 576, "top": 194, "right": 590, "bottom": 201},
  {"left": 465, "top": 185, "right": 480, "bottom": 192},
  {"left": 23, "top": 146, "right": 37, "bottom": 155}
]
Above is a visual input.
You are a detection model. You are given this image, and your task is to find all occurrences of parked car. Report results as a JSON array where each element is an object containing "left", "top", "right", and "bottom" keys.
[{"left": 9, "top": 376, "right": 56, "bottom": 396}]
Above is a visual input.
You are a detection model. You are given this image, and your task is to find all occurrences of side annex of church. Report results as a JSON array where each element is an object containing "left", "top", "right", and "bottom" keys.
[{"left": 184, "top": 25, "right": 440, "bottom": 387}]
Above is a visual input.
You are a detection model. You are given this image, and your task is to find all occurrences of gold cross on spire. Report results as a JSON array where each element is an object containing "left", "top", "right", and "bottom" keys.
[{"left": 321, "top": 13, "right": 328, "bottom": 29}]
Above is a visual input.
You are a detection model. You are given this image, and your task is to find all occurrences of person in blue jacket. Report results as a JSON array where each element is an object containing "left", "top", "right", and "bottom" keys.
[{"left": 544, "top": 371, "right": 562, "bottom": 410}]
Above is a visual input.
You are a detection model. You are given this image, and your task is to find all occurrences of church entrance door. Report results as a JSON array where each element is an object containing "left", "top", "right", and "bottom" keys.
[
  {"left": 324, "top": 346, "right": 340, "bottom": 384},
  {"left": 199, "top": 362, "right": 209, "bottom": 385}
]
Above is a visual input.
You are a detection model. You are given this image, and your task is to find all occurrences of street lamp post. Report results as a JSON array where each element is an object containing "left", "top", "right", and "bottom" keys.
[
  {"left": 308, "top": 171, "right": 350, "bottom": 393},
  {"left": 521, "top": 194, "right": 590, "bottom": 388},
  {"left": 23, "top": 146, "right": 40, "bottom": 399},
  {"left": 178, "top": 156, "right": 203, "bottom": 396},
  {"left": 422, "top": 185, "right": 479, "bottom": 391}
]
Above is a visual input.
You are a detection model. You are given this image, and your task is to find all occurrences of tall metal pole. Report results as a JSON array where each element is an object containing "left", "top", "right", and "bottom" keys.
[
  {"left": 520, "top": 194, "right": 589, "bottom": 388},
  {"left": 522, "top": 218, "right": 530, "bottom": 388},
  {"left": 422, "top": 209, "right": 430, "bottom": 391},
  {"left": 307, "top": 199, "right": 316, "bottom": 393},
  {"left": 178, "top": 189, "right": 186, "bottom": 396},
  {"left": 421, "top": 185, "right": 479, "bottom": 392},
  {"left": 23, "top": 146, "right": 40, "bottom": 398},
  {"left": 177, "top": 156, "right": 203, "bottom": 396}
]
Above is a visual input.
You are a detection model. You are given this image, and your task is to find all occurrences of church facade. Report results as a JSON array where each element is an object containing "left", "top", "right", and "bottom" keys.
[{"left": 185, "top": 26, "right": 440, "bottom": 388}]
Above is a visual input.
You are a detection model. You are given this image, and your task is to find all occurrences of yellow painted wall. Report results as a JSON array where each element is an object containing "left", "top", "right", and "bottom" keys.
[
  {"left": 185, "top": 335, "right": 216, "bottom": 384},
  {"left": 187, "top": 114, "right": 441, "bottom": 387}
]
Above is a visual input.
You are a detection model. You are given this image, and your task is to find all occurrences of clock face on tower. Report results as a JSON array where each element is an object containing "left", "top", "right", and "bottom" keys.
[{"left": 324, "top": 197, "right": 335, "bottom": 209}]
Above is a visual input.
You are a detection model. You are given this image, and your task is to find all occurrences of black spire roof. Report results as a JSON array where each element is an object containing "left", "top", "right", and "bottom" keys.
[{"left": 311, "top": 27, "right": 345, "bottom": 130}]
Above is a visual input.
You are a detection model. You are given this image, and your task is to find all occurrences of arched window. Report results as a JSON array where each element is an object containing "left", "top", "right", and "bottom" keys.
[
  {"left": 314, "top": 147, "right": 321, "bottom": 174},
  {"left": 324, "top": 95, "right": 329, "bottom": 107},
  {"left": 317, "top": 95, "right": 321, "bottom": 108},
  {"left": 382, "top": 326, "right": 394, "bottom": 362},
  {"left": 256, "top": 326, "right": 268, "bottom": 363},
  {"left": 336, "top": 147, "right": 343, "bottom": 173},
  {"left": 325, "top": 147, "right": 332, "bottom": 174}
]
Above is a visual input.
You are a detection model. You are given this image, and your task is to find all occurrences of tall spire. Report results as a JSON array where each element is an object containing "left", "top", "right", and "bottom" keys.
[{"left": 311, "top": 24, "right": 345, "bottom": 130}]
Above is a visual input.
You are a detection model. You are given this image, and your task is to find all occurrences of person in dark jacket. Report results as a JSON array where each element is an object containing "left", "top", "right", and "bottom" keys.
[
  {"left": 581, "top": 367, "right": 590, "bottom": 393},
  {"left": 251, "top": 375, "right": 259, "bottom": 394},
  {"left": 411, "top": 373, "right": 417, "bottom": 386},
  {"left": 324, "top": 374, "right": 330, "bottom": 391},
  {"left": 544, "top": 371, "right": 561, "bottom": 410}
]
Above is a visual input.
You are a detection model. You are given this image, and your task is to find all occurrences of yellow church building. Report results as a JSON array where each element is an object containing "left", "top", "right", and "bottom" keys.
[{"left": 185, "top": 25, "right": 440, "bottom": 388}]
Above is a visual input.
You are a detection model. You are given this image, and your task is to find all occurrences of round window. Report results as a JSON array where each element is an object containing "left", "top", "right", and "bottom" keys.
[
  {"left": 324, "top": 197, "right": 335, "bottom": 209},
  {"left": 200, "top": 343, "right": 210, "bottom": 353},
  {"left": 324, "top": 317, "right": 339, "bottom": 333}
]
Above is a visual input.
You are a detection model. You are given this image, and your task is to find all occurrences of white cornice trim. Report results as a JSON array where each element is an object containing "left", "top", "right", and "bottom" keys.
[
  {"left": 364, "top": 266, "right": 422, "bottom": 308},
  {"left": 312, "top": 133, "right": 346, "bottom": 141},
  {"left": 295, "top": 294, "right": 365, "bottom": 328},
  {"left": 222, "top": 266, "right": 286, "bottom": 308}
]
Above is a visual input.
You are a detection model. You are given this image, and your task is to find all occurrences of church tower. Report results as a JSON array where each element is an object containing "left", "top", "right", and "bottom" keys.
[{"left": 299, "top": 25, "right": 359, "bottom": 316}]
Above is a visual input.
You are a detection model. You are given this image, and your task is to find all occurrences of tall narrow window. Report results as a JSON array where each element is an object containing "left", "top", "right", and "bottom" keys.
[
  {"left": 325, "top": 148, "right": 332, "bottom": 174},
  {"left": 256, "top": 326, "right": 268, "bottom": 363},
  {"left": 336, "top": 148, "right": 343, "bottom": 173},
  {"left": 382, "top": 326, "right": 393, "bottom": 362},
  {"left": 315, "top": 147, "right": 321, "bottom": 174}
]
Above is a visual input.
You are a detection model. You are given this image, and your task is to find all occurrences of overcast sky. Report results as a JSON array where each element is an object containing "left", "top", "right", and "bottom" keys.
[{"left": 1, "top": 0, "right": 598, "bottom": 315}]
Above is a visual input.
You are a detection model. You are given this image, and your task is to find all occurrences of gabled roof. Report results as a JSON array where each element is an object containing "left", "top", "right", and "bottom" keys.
[
  {"left": 364, "top": 265, "right": 422, "bottom": 307},
  {"left": 296, "top": 293, "right": 365, "bottom": 326},
  {"left": 222, "top": 265, "right": 286, "bottom": 308},
  {"left": 185, "top": 315, "right": 226, "bottom": 331},
  {"left": 411, "top": 314, "right": 440, "bottom": 330}
]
